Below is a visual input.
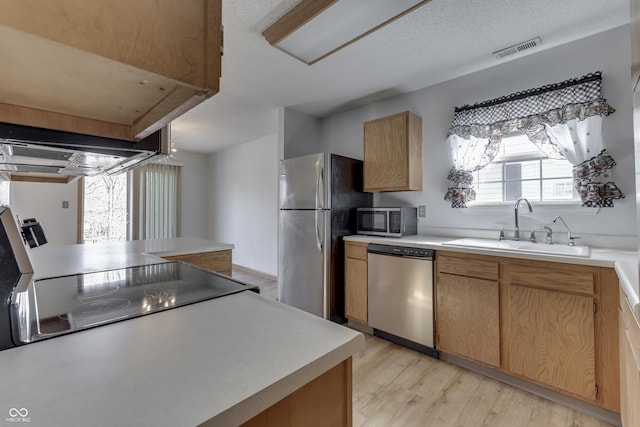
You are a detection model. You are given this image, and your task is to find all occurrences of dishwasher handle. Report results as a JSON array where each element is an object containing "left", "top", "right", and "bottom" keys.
[{"left": 367, "top": 243, "right": 434, "bottom": 259}]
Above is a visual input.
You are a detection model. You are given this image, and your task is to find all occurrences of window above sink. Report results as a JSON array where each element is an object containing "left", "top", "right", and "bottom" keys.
[{"left": 471, "top": 133, "right": 579, "bottom": 205}]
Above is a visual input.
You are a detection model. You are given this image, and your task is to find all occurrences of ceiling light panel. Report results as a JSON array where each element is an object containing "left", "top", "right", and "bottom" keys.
[{"left": 264, "top": 0, "right": 431, "bottom": 65}]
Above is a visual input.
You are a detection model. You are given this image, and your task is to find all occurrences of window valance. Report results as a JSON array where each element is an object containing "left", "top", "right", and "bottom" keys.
[{"left": 444, "top": 71, "right": 623, "bottom": 208}]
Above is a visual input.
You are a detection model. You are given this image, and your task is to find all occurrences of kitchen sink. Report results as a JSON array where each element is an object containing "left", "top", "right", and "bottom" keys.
[{"left": 442, "top": 237, "right": 591, "bottom": 258}]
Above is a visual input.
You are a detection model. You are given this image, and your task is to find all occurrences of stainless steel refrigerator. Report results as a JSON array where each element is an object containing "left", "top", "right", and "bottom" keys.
[{"left": 279, "top": 153, "right": 372, "bottom": 321}]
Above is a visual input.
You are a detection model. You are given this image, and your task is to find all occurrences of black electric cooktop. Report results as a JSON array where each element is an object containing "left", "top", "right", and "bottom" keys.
[{"left": 10, "top": 262, "right": 258, "bottom": 345}]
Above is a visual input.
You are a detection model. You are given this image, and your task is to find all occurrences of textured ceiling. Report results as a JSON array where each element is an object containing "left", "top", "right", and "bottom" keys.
[{"left": 171, "top": 0, "right": 629, "bottom": 154}]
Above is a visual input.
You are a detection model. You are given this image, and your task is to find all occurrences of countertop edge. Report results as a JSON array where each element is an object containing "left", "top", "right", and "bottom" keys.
[
  {"left": 343, "top": 234, "right": 626, "bottom": 267},
  {"left": 0, "top": 292, "right": 366, "bottom": 427},
  {"left": 208, "top": 329, "right": 365, "bottom": 426}
]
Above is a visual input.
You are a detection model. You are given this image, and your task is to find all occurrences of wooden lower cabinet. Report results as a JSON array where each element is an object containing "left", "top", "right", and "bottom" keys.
[
  {"left": 344, "top": 242, "right": 368, "bottom": 323},
  {"left": 239, "top": 358, "right": 352, "bottom": 427},
  {"left": 162, "top": 249, "right": 232, "bottom": 276},
  {"left": 619, "top": 290, "right": 640, "bottom": 426},
  {"left": 508, "top": 284, "right": 595, "bottom": 399},
  {"left": 435, "top": 251, "right": 619, "bottom": 412},
  {"left": 436, "top": 273, "right": 500, "bottom": 367}
]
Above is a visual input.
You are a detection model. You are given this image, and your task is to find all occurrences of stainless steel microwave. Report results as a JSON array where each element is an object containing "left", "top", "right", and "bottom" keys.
[{"left": 356, "top": 207, "right": 417, "bottom": 237}]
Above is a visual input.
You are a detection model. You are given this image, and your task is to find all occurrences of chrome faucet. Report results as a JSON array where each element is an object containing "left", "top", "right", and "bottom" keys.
[
  {"left": 513, "top": 198, "right": 533, "bottom": 241},
  {"left": 530, "top": 226, "right": 553, "bottom": 244},
  {"left": 553, "top": 215, "right": 578, "bottom": 246}
]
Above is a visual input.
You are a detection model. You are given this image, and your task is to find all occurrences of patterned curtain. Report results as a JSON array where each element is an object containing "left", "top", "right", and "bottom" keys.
[{"left": 444, "top": 71, "right": 623, "bottom": 208}]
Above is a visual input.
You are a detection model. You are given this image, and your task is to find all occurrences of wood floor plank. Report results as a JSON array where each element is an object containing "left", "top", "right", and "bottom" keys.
[{"left": 451, "top": 376, "right": 507, "bottom": 426}]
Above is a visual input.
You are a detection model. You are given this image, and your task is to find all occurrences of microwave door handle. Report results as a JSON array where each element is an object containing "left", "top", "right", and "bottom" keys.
[{"left": 401, "top": 210, "right": 405, "bottom": 234}]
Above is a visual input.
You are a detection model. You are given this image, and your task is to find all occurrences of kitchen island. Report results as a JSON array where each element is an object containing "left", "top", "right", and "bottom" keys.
[
  {"left": 26, "top": 237, "right": 235, "bottom": 279},
  {"left": 0, "top": 238, "right": 364, "bottom": 426}
]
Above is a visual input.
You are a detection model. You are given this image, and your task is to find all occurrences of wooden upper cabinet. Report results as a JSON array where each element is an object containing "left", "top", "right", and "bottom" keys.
[
  {"left": 0, "top": 0, "right": 222, "bottom": 141},
  {"left": 363, "top": 111, "right": 422, "bottom": 192}
]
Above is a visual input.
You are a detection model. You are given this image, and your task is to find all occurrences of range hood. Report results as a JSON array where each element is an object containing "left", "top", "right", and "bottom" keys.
[{"left": 0, "top": 122, "right": 170, "bottom": 180}]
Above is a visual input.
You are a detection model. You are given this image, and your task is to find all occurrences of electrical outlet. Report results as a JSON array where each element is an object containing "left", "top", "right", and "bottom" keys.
[
  {"left": 62, "top": 201, "right": 69, "bottom": 209},
  {"left": 418, "top": 205, "right": 426, "bottom": 217}
]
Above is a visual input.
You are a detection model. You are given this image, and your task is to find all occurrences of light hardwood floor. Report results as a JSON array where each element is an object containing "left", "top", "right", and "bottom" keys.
[
  {"left": 352, "top": 333, "right": 614, "bottom": 427},
  {"left": 229, "top": 269, "right": 613, "bottom": 427},
  {"left": 231, "top": 265, "right": 278, "bottom": 300}
]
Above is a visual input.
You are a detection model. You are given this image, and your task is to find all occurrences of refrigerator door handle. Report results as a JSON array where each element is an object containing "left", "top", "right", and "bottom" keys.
[
  {"left": 316, "top": 165, "right": 324, "bottom": 210},
  {"left": 315, "top": 165, "right": 324, "bottom": 252},
  {"left": 315, "top": 210, "right": 322, "bottom": 252}
]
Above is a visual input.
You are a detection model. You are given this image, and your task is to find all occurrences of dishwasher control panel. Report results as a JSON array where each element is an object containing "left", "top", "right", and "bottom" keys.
[{"left": 367, "top": 243, "right": 434, "bottom": 259}]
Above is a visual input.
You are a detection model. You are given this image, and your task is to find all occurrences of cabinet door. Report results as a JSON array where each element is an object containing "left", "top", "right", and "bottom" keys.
[
  {"left": 509, "top": 285, "right": 596, "bottom": 400},
  {"left": 436, "top": 273, "right": 500, "bottom": 367},
  {"left": 345, "top": 257, "right": 367, "bottom": 323},
  {"left": 363, "top": 111, "right": 422, "bottom": 192},
  {"left": 620, "top": 292, "right": 640, "bottom": 427},
  {"left": 620, "top": 314, "right": 640, "bottom": 427}
]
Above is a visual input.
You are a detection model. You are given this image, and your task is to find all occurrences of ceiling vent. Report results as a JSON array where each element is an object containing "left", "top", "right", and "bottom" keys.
[{"left": 493, "top": 37, "right": 542, "bottom": 59}]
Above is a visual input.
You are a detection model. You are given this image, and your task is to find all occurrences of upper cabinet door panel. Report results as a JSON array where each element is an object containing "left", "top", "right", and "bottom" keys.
[{"left": 363, "top": 111, "right": 422, "bottom": 192}]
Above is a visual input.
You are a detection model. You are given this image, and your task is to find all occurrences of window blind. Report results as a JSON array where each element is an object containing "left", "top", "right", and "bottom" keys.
[{"left": 130, "top": 163, "right": 181, "bottom": 240}]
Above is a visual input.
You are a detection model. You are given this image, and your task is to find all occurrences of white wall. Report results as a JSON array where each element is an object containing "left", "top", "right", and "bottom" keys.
[
  {"left": 10, "top": 180, "right": 79, "bottom": 245},
  {"left": 283, "top": 109, "right": 322, "bottom": 159},
  {"left": 172, "top": 150, "right": 209, "bottom": 238},
  {"left": 318, "top": 25, "right": 636, "bottom": 248},
  {"left": 208, "top": 134, "right": 279, "bottom": 275}
]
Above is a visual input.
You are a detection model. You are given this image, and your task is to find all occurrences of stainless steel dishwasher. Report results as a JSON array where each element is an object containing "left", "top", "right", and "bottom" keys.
[{"left": 367, "top": 244, "right": 438, "bottom": 358}]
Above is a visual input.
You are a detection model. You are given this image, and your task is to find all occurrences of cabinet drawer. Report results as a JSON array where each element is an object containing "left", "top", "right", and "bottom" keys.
[
  {"left": 507, "top": 263, "right": 593, "bottom": 295},
  {"left": 437, "top": 254, "right": 498, "bottom": 281},
  {"left": 345, "top": 242, "right": 368, "bottom": 260}
]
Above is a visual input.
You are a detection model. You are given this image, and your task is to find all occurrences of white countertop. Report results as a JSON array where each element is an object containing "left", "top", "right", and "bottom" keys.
[
  {"left": 0, "top": 291, "right": 364, "bottom": 426},
  {"left": 3, "top": 238, "right": 364, "bottom": 426},
  {"left": 27, "top": 237, "right": 234, "bottom": 280},
  {"left": 345, "top": 234, "right": 640, "bottom": 320}
]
